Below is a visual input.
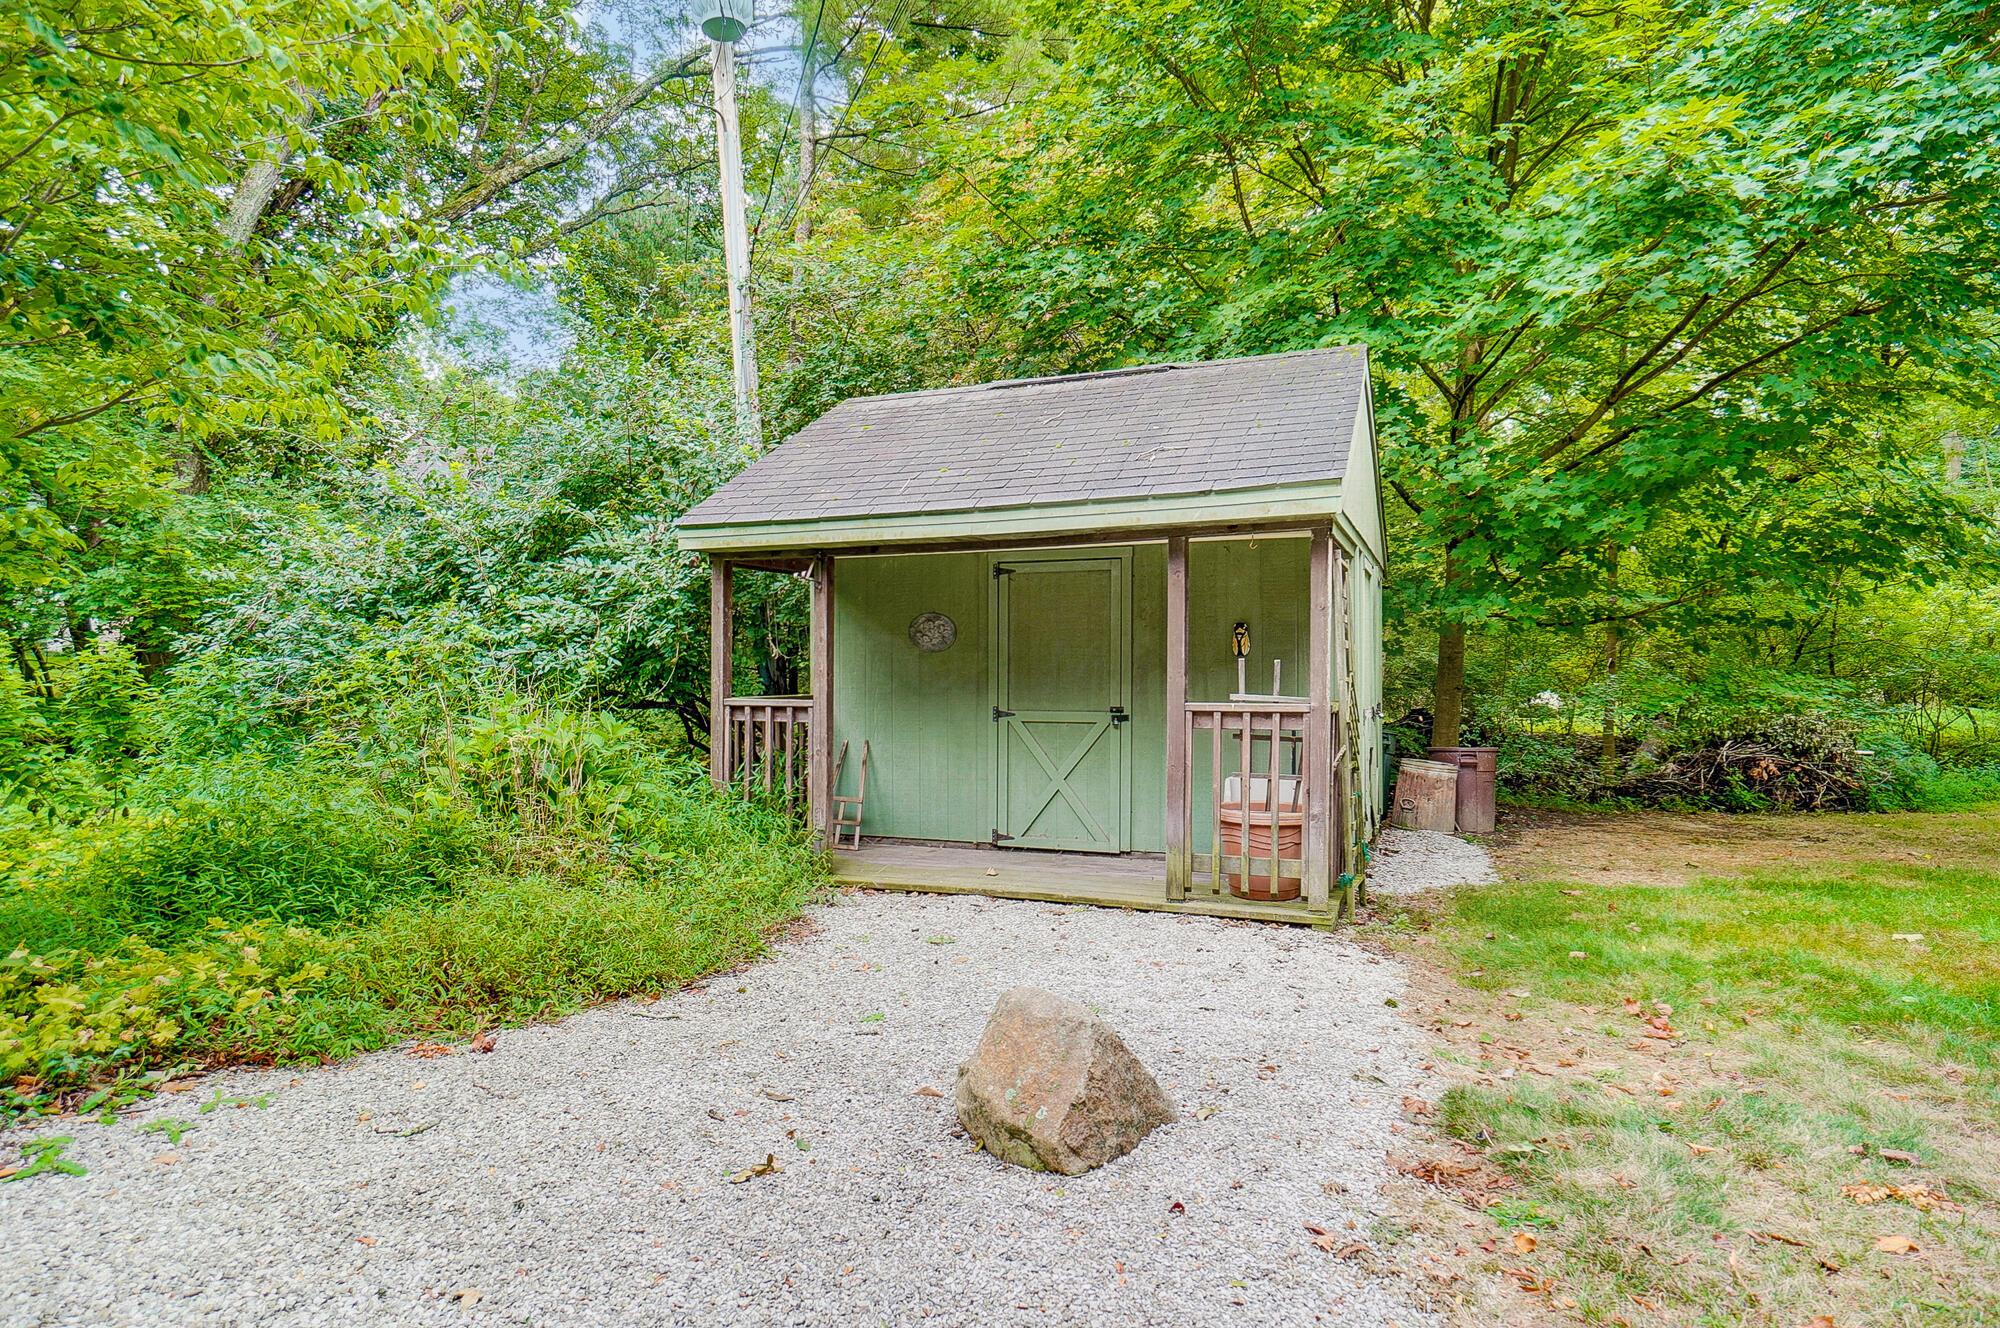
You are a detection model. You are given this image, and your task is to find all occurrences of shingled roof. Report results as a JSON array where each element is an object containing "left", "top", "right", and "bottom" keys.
[{"left": 680, "top": 346, "right": 1368, "bottom": 530}]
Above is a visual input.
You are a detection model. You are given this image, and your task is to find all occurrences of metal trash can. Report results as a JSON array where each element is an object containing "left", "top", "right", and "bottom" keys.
[
  {"left": 1427, "top": 746, "right": 1499, "bottom": 834},
  {"left": 1390, "top": 758, "right": 1458, "bottom": 833}
]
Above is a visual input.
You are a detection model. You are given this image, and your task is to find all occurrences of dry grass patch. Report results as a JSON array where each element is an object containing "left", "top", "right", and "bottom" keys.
[
  {"left": 1490, "top": 806, "right": 2000, "bottom": 888},
  {"left": 1369, "top": 807, "right": 1999, "bottom": 1328}
]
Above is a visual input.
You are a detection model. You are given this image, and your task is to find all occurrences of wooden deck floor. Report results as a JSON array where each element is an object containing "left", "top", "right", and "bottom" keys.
[{"left": 830, "top": 841, "right": 1333, "bottom": 926}]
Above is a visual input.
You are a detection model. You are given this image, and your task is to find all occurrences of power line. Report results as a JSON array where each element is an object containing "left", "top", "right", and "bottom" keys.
[
  {"left": 748, "top": 0, "right": 830, "bottom": 252},
  {"left": 768, "top": 0, "right": 907, "bottom": 245}
]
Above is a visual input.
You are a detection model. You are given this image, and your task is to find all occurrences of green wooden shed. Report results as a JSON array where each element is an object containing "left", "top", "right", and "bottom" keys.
[{"left": 679, "top": 346, "right": 1386, "bottom": 922}]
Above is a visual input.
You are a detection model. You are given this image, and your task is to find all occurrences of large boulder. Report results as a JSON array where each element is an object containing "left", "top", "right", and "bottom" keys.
[{"left": 954, "top": 986, "right": 1177, "bottom": 1175}]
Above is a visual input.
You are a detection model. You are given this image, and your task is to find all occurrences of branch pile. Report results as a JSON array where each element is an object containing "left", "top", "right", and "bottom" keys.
[{"left": 1620, "top": 714, "right": 1872, "bottom": 811}]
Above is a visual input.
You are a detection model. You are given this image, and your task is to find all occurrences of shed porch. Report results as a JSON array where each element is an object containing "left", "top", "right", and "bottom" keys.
[
  {"left": 705, "top": 526, "right": 1382, "bottom": 923},
  {"left": 829, "top": 841, "right": 1345, "bottom": 926}
]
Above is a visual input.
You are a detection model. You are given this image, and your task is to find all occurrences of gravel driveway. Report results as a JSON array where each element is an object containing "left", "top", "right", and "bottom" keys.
[{"left": 1, "top": 891, "right": 1442, "bottom": 1328}]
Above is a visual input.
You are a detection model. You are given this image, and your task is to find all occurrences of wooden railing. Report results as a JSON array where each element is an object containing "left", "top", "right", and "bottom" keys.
[
  {"left": 721, "top": 696, "right": 811, "bottom": 801},
  {"left": 1182, "top": 701, "right": 1315, "bottom": 902}
]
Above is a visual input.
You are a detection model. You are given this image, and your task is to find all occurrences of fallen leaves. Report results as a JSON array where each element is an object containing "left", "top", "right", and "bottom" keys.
[
  {"left": 1393, "top": 1152, "right": 1515, "bottom": 1204},
  {"left": 449, "top": 1287, "right": 483, "bottom": 1307},
  {"left": 1841, "top": 1182, "right": 1960, "bottom": 1212},
  {"left": 1304, "top": 1224, "right": 1366, "bottom": 1258},
  {"left": 913, "top": 1085, "right": 943, "bottom": 1098},
  {"left": 356, "top": 1236, "right": 379, "bottom": 1247},
  {"left": 469, "top": 1031, "right": 497, "bottom": 1054},
  {"left": 408, "top": 1043, "right": 454, "bottom": 1059},
  {"left": 728, "top": 1153, "right": 782, "bottom": 1184},
  {"left": 1511, "top": 1232, "right": 1538, "bottom": 1254},
  {"left": 1872, "top": 1234, "right": 1920, "bottom": 1255}
]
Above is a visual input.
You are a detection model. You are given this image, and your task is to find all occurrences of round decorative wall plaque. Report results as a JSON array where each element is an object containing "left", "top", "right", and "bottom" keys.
[{"left": 908, "top": 612, "right": 957, "bottom": 652}]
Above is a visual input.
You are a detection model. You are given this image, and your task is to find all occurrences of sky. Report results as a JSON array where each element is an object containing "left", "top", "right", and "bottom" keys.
[{"left": 441, "top": 0, "right": 818, "bottom": 373}]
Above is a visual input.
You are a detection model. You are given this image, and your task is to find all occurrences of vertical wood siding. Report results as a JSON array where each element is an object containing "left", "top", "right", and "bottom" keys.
[{"left": 832, "top": 536, "right": 1323, "bottom": 849}]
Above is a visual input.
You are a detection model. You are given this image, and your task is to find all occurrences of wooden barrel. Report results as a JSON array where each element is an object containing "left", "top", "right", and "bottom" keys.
[{"left": 1390, "top": 758, "right": 1458, "bottom": 833}]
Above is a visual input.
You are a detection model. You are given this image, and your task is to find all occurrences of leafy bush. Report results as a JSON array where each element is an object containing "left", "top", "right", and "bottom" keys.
[
  {"left": 1494, "top": 732, "right": 1610, "bottom": 805},
  {"left": 1860, "top": 733, "right": 2000, "bottom": 811},
  {"left": 57, "top": 642, "right": 152, "bottom": 765},
  {"left": 59, "top": 757, "right": 480, "bottom": 941},
  {"left": 0, "top": 665, "right": 821, "bottom": 1119},
  {"left": 0, "top": 924, "right": 338, "bottom": 1117}
]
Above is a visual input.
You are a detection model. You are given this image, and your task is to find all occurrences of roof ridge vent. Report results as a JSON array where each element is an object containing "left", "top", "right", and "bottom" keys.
[{"left": 984, "top": 363, "right": 1181, "bottom": 390}]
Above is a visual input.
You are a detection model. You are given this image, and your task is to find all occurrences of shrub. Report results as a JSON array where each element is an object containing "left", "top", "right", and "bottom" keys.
[
  {"left": 1495, "top": 732, "right": 1608, "bottom": 804},
  {"left": 57, "top": 641, "right": 152, "bottom": 765},
  {"left": 1861, "top": 733, "right": 2000, "bottom": 811},
  {"left": 0, "top": 728, "right": 820, "bottom": 1119},
  {"left": 60, "top": 756, "right": 482, "bottom": 941},
  {"left": 0, "top": 923, "right": 339, "bottom": 1116}
]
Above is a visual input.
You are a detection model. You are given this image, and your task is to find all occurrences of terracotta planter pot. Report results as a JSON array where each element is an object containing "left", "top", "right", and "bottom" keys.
[{"left": 1217, "top": 799, "right": 1303, "bottom": 902}]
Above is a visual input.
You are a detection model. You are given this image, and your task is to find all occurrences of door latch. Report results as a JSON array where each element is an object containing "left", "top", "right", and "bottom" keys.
[{"left": 1109, "top": 706, "right": 1129, "bottom": 724}]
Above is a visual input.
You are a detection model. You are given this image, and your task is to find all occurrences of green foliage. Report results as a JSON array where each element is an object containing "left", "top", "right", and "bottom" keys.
[
  {"left": 0, "top": 922, "right": 336, "bottom": 1115},
  {"left": 912, "top": 0, "right": 2000, "bottom": 737},
  {"left": 0, "top": 1136, "right": 86, "bottom": 1182},
  {"left": 0, "top": 664, "right": 821, "bottom": 1118},
  {"left": 60, "top": 757, "right": 477, "bottom": 940},
  {"left": 56, "top": 642, "right": 153, "bottom": 765}
]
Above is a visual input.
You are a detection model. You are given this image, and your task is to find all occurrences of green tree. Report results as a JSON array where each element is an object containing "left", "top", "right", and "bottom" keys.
[{"left": 938, "top": 0, "right": 2000, "bottom": 740}]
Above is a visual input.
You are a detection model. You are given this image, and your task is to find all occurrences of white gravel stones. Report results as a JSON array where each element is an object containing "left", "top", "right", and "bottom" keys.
[
  {"left": 0, "top": 892, "right": 1440, "bottom": 1328},
  {"left": 1367, "top": 828, "right": 1498, "bottom": 897}
]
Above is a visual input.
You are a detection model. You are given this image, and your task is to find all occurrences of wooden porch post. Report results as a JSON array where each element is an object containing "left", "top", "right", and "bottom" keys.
[
  {"left": 1165, "top": 536, "right": 1190, "bottom": 900},
  {"left": 1328, "top": 544, "right": 1360, "bottom": 912},
  {"left": 808, "top": 555, "right": 835, "bottom": 845},
  {"left": 1305, "top": 529, "right": 1334, "bottom": 914},
  {"left": 1332, "top": 544, "right": 1356, "bottom": 917},
  {"left": 708, "top": 558, "right": 733, "bottom": 787}
]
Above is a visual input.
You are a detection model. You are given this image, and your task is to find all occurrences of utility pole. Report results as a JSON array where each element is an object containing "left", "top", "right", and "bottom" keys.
[{"left": 707, "top": 23, "right": 761, "bottom": 449}]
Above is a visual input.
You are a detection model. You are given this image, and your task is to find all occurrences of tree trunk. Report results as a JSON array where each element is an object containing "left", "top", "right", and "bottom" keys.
[
  {"left": 222, "top": 85, "right": 314, "bottom": 248},
  {"left": 1600, "top": 545, "right": 1620, "bottom": 785},
  {"left": 1432, "top": 624, "right": 1466, "bottom": 747},
  {"left": 1431, "top": 548, "right": 1468, "bottom": 745}
]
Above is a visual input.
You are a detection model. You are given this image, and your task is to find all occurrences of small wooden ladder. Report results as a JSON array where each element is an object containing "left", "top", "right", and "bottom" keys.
[{"left": 829, "top": 740, "right": 871, "bottom": 849}]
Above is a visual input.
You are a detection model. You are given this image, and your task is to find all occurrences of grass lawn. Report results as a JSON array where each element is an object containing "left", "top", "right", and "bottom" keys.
[{"left": 1378, "top": 807, "right": 1999, "bottom": 1328}]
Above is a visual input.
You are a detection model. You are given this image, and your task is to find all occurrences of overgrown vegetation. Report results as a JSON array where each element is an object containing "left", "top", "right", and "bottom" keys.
[
  {"left": 1385, "top": 814, "right": 2000, "bottom": 1326},
  {"left": 0, "top": 639, "right": 820, "bottom": 1120}
]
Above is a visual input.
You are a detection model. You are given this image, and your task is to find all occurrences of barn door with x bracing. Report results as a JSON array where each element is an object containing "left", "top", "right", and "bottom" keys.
[{"left": 991, "top": 553, "right": 1132, "bottom": 853}]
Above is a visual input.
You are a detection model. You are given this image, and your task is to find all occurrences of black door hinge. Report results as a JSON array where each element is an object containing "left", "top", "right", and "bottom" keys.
[
  {"left": 993, "top": 706, "right": 1014, "bottom": 721},
  {"left": 991, "top": 830, "right": 1014, "bottom": 843},
  {"left": 992, "top": 564, "right": 1015, "bottom": 579}
]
